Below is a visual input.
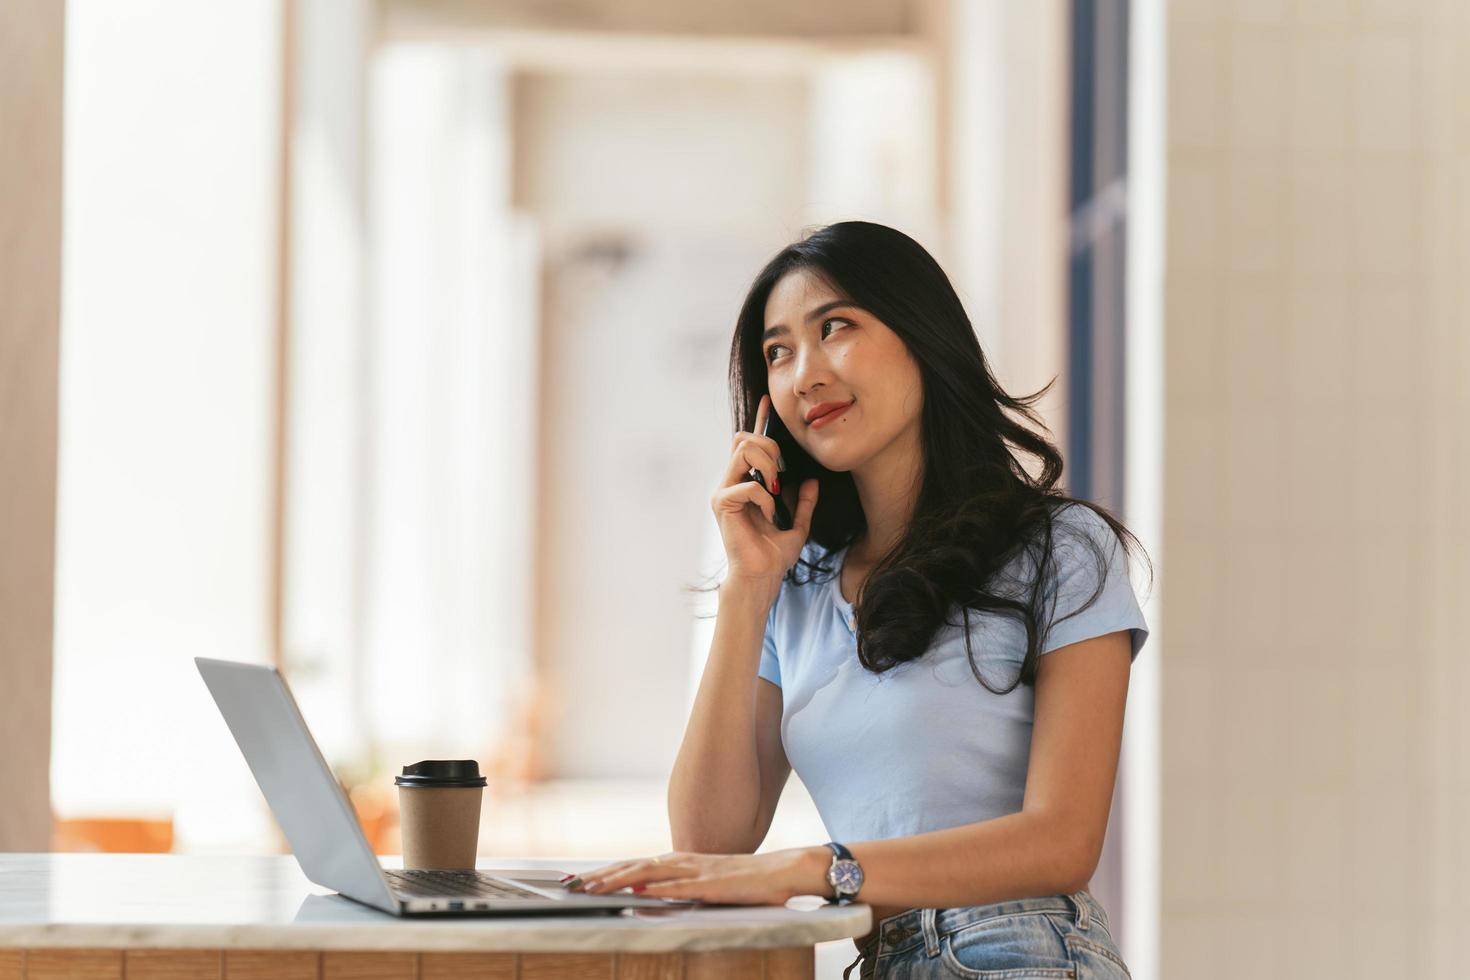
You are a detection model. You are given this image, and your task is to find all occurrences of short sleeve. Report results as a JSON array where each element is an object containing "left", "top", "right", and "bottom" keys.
[
  {"left": 756, "top": 587, "right": 782, "bottom": 688},
  {"left": 1040, "top": 505, "right": 1150, "bottom": 660}
]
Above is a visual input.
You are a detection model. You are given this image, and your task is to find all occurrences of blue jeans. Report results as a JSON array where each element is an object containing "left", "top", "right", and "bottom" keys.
[{"left": 842, "top": 891, "right": 1131, "bottom": 979}]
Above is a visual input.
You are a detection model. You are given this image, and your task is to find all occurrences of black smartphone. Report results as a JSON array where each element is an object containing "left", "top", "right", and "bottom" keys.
[{"left": 745, "top": 408, "right": 793, "bottom": 531}]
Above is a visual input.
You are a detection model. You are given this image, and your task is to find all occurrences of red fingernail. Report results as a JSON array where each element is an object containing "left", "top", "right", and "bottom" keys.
[
  {"left": 559, "top": 874, "right": 575, "bottom": 882},
  {"left": 632, "top": 885, "right": 646, "bottom": 893},
  {"left": 772, "top": 476, "right": 780, "bottom": 494}
]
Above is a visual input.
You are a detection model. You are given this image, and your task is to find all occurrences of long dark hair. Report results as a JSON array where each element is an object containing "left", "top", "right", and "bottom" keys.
[{"left": 691, "top": 220, "right": 1151, "bottom": 694}]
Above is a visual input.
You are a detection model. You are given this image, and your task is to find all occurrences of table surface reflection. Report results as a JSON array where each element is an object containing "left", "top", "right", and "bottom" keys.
[{"left": 0, "top": 854, "right": 870, "bottom": 952}]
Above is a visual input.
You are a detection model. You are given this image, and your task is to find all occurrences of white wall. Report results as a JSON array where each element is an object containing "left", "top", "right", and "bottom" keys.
[
  {"left": 353, "top": 45, "right": 541, "bottom": 766},
  {"left": 944, "top": 0, "right": 1068, "bottom": 434},
  {"left": 52, "top": 0, "right": 282, "bottom": 850},
  {"left": 514, "top": 69, "right": 806, "bottom": 780}
]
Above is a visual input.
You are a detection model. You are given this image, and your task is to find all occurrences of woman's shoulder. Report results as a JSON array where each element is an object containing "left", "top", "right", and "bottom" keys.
[
  {"left": 1049, "top": 498, "right": 1111, "bottom": 531},
  {"left": 1046, "top": 500, "right": 1124, "bottom": 555},
  {"left": 1041, "top": 501, "right": 1140, "bottom": 609},
  {"left": 986, "top": 501, "right": 1122, "bottom": 595}
]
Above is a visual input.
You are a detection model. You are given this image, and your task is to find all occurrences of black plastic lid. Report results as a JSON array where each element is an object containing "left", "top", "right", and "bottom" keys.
[{"left": 394, "top": 759, "right": 487, "bottom": 788}]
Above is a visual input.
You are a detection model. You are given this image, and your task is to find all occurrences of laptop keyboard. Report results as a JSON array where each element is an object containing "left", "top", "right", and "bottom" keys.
[{"left": 384, "top": 869, "right": 549, "bottom": 900}]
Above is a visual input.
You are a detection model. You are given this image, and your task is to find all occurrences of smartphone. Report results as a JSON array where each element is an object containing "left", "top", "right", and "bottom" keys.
[{"left": 746, "top": 409, "right": 794, "bottom": 531}]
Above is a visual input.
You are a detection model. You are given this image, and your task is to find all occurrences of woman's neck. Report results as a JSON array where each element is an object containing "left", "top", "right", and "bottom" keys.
[{"left": 848, "top": 419, "right": 922, "bottom": 566}]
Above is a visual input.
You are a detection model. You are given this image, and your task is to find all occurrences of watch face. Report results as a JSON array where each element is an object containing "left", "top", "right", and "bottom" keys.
[{"left": 828, "top": 858, "right": 864, "bottom": 895}]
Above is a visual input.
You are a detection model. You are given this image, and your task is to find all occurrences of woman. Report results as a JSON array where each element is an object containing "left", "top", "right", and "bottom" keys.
[{"left": 569, "top": 221, "right": 1150, "bottom": 979}]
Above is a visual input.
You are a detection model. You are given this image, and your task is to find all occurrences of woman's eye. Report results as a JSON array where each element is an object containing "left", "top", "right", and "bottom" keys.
[{"left": 764, "top": 318, "right": 849, "bottom": 364}]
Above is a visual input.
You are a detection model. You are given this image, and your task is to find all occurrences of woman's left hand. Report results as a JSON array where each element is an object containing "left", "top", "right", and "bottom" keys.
[{"left": 567, "top": 847, "right": 831, "bottom": 905}]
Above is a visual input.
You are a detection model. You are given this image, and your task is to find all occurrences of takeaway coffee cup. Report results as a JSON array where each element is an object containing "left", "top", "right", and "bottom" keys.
[{"left": 394, "top": 760, "right": 487, "bottom": 870}]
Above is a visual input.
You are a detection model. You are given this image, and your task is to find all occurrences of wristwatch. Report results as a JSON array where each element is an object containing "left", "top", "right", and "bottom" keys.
[{"left": 823, "top": 842, "right": 864, "bottom": 904}]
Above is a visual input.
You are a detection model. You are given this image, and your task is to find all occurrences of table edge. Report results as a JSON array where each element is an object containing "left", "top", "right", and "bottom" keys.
[{"left": 0, "top": 907, "right": 872, "bottom": 953}]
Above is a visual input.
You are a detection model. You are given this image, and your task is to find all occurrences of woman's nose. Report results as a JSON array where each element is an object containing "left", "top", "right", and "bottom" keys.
[{"left": 790, "top": 347, "right": 834, "bottom": 398}]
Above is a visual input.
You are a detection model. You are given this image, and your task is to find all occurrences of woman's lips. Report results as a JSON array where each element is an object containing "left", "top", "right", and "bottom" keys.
[{"left": 809, "top": 400, "right": 854, "bottom": 429}]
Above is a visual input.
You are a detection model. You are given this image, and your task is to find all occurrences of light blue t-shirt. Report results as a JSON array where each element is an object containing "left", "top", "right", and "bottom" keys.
[{"left": 756, "top": 502, "right": 1149, "bottom": 844}]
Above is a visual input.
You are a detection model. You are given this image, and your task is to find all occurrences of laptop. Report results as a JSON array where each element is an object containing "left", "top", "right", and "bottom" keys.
[{"left": 195, "top": 656, "right": 692, "bottom": 916}]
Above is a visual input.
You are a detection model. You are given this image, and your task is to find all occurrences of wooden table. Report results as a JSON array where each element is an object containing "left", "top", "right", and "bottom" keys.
[{"left": 0, "top": 854, "right": 870, "bottom": 978}]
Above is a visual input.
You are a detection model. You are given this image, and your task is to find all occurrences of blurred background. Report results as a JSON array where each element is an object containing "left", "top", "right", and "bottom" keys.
[{"left": 3, "top": 0, "right": 1468, "bottom": 977}]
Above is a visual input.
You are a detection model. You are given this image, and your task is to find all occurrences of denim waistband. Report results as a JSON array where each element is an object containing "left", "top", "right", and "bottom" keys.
[{"left": 861, "top": 891, "right": 1108, "bottom": 961}]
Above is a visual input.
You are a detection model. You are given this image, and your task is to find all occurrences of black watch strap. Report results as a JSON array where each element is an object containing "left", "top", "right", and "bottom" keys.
[{"left": 824, "top": 841, "right": 861, "bottom": 905}]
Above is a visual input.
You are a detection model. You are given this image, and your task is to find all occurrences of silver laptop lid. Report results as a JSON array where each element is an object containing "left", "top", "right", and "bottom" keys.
[{"left": 195, "top": 657, "right": 399, "bottom": 913}]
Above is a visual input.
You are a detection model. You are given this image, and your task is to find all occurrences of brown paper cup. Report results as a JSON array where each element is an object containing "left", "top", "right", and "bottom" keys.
[{"left": 397, "top": 784, "right": 484, "bottom": 870}]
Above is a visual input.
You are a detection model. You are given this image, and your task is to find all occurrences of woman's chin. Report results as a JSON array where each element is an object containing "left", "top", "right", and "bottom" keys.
[{"left": 809, "top": 450, "right": 864, "bottom": 474}]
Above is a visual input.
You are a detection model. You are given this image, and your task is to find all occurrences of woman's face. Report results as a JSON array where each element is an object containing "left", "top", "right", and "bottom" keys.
[{"left": 761, "top": 267, "right": 923, "bottom": 473}]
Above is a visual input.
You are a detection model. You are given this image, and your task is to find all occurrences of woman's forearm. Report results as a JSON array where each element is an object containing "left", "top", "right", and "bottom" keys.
[
  {"left": 667, "top": 581, "right": 779, "bottom": 853},
  {"left": 793, "top": 809, "right": 1096, "bottom": 908}
]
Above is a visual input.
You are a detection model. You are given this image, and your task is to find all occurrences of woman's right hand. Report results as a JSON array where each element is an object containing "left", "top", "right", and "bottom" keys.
[{"left": 711, "top": 393, "right": 819, "bottom": 592}]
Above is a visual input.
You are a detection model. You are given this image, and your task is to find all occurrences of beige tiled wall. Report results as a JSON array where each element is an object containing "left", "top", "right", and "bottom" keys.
[{"left": 1162, "top": 1, "right": 1470, "bottom": 976}]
